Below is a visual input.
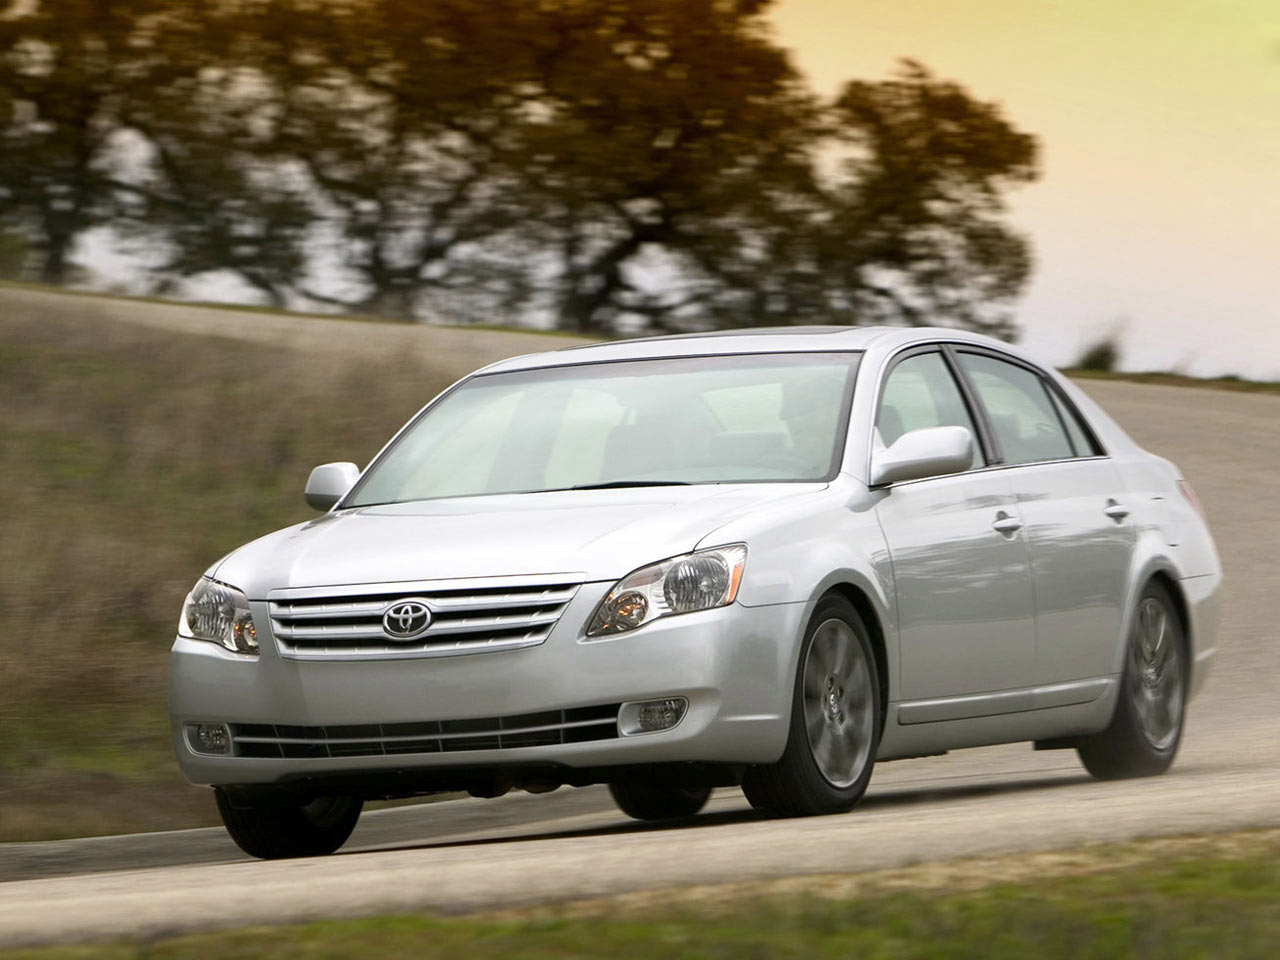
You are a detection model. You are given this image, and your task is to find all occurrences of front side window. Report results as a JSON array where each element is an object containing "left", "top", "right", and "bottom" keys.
[
  {"left": 877, "top": 351, "right": 983, "bottom": 469},
  {"left": 958, "top": 353, "right": 1073, "bottom": 465},
  {"left": 346, "top": 352, "right": 861, "bottom": 506}
]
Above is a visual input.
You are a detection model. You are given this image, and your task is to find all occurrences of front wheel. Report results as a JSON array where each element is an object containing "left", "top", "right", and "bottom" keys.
[
  {"left": 215, "top": 789, "right": 363, "bottom": 859},
  {"left": 742, "top": 595, "right": 882, "bottom": 816},
  {"left": 609, "top": 781, "right": 712, "bottom": 821},
  {"left": 1077, "top": 581, "right": 1188, "bottom": 780}
]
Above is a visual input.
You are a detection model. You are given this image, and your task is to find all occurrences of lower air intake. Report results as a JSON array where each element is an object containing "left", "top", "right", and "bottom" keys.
[{"left": 229, "top": 704, "right": 621, "bottom": 759}]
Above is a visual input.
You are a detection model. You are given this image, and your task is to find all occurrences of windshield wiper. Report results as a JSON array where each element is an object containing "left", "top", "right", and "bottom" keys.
[{"left": 571, "top": 480, "right": 693, "bottom": 490}]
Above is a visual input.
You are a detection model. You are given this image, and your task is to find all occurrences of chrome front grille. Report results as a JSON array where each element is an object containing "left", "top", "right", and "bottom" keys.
[
  {"left": 230, "top": 703, "right": 620, "bottom": 758},
  {"left": 267, "top": 576, "right": 581, "bottom": 660}
]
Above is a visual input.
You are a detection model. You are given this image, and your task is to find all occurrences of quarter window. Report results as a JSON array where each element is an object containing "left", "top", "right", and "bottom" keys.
[
  {"left": 1047, "top": 387, "right": 1101, "bottom": 457},
  {"left": 957, "top": 353, "right": 1073, "bottom": 465},
  {"left": 877, "top": 352, "right": 983, "bottom": 469}
]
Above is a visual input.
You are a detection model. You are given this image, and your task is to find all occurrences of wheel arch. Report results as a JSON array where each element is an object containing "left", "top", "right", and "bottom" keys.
[{"left": 1116, "top": 557, "right": 1194, "bottom": 684}]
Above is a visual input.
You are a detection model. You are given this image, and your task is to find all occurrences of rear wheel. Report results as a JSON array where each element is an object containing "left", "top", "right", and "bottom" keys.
[
  {"left": 742, "top": 595, "right": 881, "bottom": 816},
  {"left": 609, "top": 781, "right": 712, "bottom": 821},
  {"left": 1078, "top": 581, "right": 1187, "bottom": 780},
  {"left": 215, "top": 789, "right": 363, "bottom": 859}
]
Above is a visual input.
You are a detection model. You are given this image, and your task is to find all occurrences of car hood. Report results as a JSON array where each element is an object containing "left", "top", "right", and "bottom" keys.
[{"left": 214, "top": 484, "right": 826, "bottom": 597}]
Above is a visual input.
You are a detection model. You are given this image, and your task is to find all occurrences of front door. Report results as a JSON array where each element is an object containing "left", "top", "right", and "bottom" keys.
[
  {"left": 877, "top": 472, "right": 1039, "bottom": 701},
  {"left": 871, "top": 350, "right": 1038, "bottom": 705}
]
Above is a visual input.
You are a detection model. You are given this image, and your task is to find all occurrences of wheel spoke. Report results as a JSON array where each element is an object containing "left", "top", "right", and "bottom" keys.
[
  {"left": 803, "top": 663, "right": 825, "bottom": 699},
  {"left": 815, "top": 724, "right": 837, "bottom": 768},
  {"left": 1157, "top": 697, "right": 1175, "bottom": 738},
  {"left": 844, "top": 650, "right": 864, "bottom": 691},
  {"left": 828, "top": 627, "right": 851, "bottom": 681},
  {"left": 1150, "top": 610, "right": 1168, "bottom": 665},
  {"left": 815, "top": 631, "right": 837, "bottom": 679},
  {"left": 1136, "top": 686, "right": 1154, "bottom": 732},
  {"left": 1140, "top": 603, "right": 1156, "bottom": 660},
  {"left": 1154, "top": 618, "right": 1174, "bottom": 672},
  {"left": 805, "top": 701, "right": 826, "bottom": 743},
  {"left": 848, "top": 678, "right": 870, "bottom": 717},
  {"left": 827, "top": 729, "right": 853, "bottom": 776}
]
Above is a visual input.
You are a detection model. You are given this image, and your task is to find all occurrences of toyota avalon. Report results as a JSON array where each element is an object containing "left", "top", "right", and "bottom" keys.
[{"left": 170, "top": 327, "right": 1220, "bottom": 858}]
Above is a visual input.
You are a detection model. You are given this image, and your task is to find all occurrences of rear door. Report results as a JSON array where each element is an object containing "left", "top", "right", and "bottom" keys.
[
  {"left": 953, "top": 350, "right": 1135, "bottom": 685},
  {"left": 872, "top": 349, "right": 1039, "bottom": 704}
]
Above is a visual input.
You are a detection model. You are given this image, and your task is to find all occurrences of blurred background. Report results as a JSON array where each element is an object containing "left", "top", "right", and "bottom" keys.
[{"left": 0, "top": 0, "right": 1276, "bottom": 841}]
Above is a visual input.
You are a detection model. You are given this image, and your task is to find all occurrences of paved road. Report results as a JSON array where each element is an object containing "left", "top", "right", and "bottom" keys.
[{"left": 2, "top": 298, "right": 1277, "bottom": 946}]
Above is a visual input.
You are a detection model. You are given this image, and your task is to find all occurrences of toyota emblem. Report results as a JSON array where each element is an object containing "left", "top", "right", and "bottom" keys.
[{"left": 382, "top": 599, "right": 433, "bottom": 641}]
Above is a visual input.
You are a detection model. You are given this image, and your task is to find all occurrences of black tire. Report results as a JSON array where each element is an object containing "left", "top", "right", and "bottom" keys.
[
  {"left": 609, "top": 781, "right": 712, "bottom": 821},
  {"left": 215, "top": 789, "right": 363, "bottom": 859},
  {"left": 1078, "top": 581, "right": 1188, "bottom": 780},
  {"left": 742, "top": 595, "right": 882, "bottom": 817}
]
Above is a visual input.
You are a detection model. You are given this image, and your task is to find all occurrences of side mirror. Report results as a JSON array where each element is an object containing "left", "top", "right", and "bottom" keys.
[
  {"left": 870, "top": 426, "right": 973, "bottom": 487},
  {"left": 304, "top": 462, "right": 361, "bottom": 511}
]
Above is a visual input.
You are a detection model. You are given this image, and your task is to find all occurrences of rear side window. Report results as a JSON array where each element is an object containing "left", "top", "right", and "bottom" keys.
[
  {"left": 1047, "top": 387, "right": 1102, "bottom": 457},
  {"left": 957, "top": 353, "right": 1073, "bottom": 465},
  {"left": 877, "top": 352, "right": 983, "bottom": 469}
]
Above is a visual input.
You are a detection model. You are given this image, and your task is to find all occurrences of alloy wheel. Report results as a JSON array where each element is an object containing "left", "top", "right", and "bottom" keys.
[
  {"left": 801, "top": 617, "right": 876, "bottom": 788},
  {"left": 1128, "top": 596, "right": 1184, "bottom": 751}
]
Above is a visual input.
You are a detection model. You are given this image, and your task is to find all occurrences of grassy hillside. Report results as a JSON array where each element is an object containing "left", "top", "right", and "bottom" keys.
[
  {"left": 1064, "top": 367, "right": 1280, "bottom": 395},
  {"left": 0, "top": 309, "right": 459, "bottom": 840}
]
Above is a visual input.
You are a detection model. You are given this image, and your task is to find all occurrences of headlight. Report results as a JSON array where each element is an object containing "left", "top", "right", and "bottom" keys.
[
  {"left": 178, "top": 578, "right": 259, "bottom": 655},
  {"left": 587, "top": 545, "right": 747, "bottom": 637}
]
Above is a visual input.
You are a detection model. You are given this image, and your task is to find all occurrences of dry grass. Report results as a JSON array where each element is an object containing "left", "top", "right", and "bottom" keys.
[
  {"left": 0, "top": 309, "right": 454, "bottom": 839},
  {"left": 487, "top": 828, "right": 1280, "bottom": 924}
]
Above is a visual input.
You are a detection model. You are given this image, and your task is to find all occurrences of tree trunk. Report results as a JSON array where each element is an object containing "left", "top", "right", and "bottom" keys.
[{"left": 39, "top": 234, "right": 72, "bottom": 286}]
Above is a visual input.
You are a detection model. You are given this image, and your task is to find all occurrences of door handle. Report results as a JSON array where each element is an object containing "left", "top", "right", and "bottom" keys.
[
  {"left": 1104, "top": 499, "right": 1130, "bottom": 521},
  {"left": 992, "top": 511, "right": 1023, "bottom": 535}
]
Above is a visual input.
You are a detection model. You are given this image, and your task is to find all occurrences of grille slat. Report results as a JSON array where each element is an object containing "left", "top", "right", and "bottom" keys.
[
  {"left": 272, "top": 624, "right": 390, "bottom": 641},
  {"left": 267, "top": 587, "right": 579, "bottom": 621},
  {"left": 268, "top": 579, "right": 581, "bottom": 660},
  {"left": 229, "top": 704, "right": 620, "bottom": 759},
  {"left": 264, "top": 600, "right": 395, "bottom": 622}
]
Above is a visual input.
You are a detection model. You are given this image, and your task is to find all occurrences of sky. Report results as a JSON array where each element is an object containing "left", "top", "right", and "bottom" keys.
[{"left": 770, "top": 0, "right": 1280, "bottom": 378}]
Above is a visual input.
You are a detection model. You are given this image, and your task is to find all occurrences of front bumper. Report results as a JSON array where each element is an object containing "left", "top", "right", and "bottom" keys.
[{"left": 170, "top": 582, "right": 803, "bottom": 786}]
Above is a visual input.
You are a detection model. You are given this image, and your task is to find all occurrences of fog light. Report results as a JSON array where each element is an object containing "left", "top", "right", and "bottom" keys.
[
  {"left": 186, "top": 722, "right": 233, "bottom": 756},
  {"left": 618, "top": 697, "right": 688, "bottom": 736}
]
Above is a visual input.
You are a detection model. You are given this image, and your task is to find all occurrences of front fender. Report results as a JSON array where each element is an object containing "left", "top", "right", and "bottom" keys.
[{"left": 704, "top": 488, "right": 897, "bottom": 706}]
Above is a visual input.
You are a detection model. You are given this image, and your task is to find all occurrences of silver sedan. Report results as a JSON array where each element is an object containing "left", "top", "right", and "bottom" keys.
[{"left": 169, "top": 327, "right": 1220, "bottom": 858}]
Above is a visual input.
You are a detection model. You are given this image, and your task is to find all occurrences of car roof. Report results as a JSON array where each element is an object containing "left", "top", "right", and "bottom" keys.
[{"left": 476, "top": 325, "right": 1015, "bottom": 375}]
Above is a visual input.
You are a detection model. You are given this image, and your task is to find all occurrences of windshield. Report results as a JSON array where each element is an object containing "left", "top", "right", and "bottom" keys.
[{"left": 345, "top": 352, "right": 861, "bottom": 506}]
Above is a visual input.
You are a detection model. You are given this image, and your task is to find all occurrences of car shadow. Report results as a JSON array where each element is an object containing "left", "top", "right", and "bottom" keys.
[{"left": 346, "top": 771, "right": 1096, "bottom": 858}]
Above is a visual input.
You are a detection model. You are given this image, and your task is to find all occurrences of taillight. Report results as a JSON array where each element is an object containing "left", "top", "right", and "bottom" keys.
[{"left": 1178, "top": 480, "right": 1206, "bottom": 521}]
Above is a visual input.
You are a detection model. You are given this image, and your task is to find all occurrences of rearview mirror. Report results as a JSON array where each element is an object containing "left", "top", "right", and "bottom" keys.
[
  {"left": 304, "top": 462, "right": 361, "bottom": 511},
  {"left": 870, "top": 426, "right": 973, "bottom": 487}
]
